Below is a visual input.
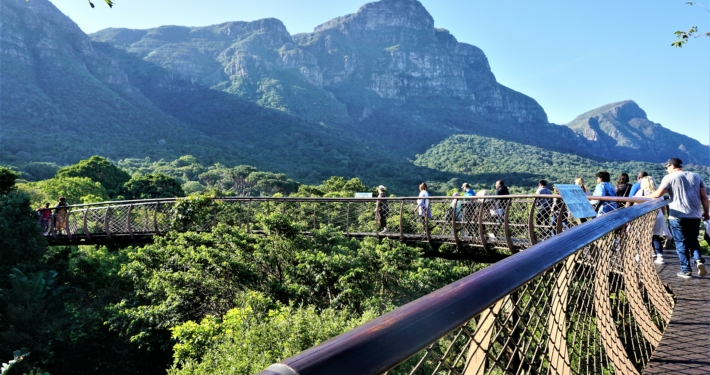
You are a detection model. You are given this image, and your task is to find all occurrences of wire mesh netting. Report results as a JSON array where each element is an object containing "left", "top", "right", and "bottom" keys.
[{"left": 380, "top": 209, "right": 672, "bottom": 375}]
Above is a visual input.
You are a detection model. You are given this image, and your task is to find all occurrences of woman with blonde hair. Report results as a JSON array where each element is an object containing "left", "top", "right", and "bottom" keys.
[
  {"left": 635, "top": 176, "right": 671, "bottom": 264},
  {"left": 574, "top": 177, "right": 590, "bottom": 196}
]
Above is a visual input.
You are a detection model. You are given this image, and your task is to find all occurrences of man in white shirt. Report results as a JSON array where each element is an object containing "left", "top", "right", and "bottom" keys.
[{"left": 648, "top": 158, "right": 710, "bottom": 278}]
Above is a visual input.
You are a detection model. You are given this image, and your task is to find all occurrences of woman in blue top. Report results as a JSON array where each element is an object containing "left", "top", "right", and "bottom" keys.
[{"left": 591, "top": 171, "right": 617, "bottom": 216}]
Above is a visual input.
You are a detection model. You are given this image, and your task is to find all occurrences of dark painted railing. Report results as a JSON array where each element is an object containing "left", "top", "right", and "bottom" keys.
[{"left": 256, "top": 199, "right": 671, "bottom": 375}]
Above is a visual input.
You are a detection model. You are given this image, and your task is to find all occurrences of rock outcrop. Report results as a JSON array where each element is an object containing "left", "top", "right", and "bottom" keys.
[{"left": 565, "top": 100, "right": 709, "bottom": 165}]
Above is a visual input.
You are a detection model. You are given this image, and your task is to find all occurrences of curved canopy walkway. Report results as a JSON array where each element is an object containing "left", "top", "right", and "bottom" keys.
[
  {"left": 44, "top": 195, "right": 641, "bottom": 261},
  {"left": 258, "top": 199, "right": 682, "bottom": 375}
]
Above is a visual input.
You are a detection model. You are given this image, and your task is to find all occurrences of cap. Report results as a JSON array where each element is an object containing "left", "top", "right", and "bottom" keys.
[
  {"left": 462, "top": 183, "right": 470, "bottom": 189},
  {"left": 665, "top": 158, "right": 682, "bottom": 168},
  {"left": 378, "top": 185, "right": 386, "bottom": 190}
]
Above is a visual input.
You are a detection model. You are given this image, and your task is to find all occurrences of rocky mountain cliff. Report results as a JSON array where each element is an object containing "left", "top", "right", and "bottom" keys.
[
  {"left": 90, "top": 0, "right": 583, "bottom": 157},
  {"left": 1, "top": 0, "right": 708, "bottom": 186},
  {"left": 565, "top": 100, "right": 708, "bottom": 165}
]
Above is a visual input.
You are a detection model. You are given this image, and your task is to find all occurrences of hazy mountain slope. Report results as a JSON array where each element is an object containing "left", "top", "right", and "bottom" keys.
[
  {"left": 0, "top": 0, "right": 221, "bottom": 165},
  {"left": 564, "top": 100, "right": 709, "bottom": 165}
]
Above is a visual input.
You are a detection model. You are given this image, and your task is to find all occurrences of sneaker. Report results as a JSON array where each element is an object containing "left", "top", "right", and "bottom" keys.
[
  {"left": 677, "top": 271, "right": 692, "bottom": 279},
  {"left": 654, "top": 256, "right": 664, "bottom": 264},
  {"left": 380, "top": 227, "right": 388, "bottom": 234},
  {"left": 697, "top": 261, "right": 707, "bottom": 277}
]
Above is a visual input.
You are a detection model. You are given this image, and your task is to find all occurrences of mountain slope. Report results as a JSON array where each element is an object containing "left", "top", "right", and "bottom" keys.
[
  {"left": 564, "top": 100, "right": 708, "bottom": 165},
  {"left": 0, "top": 0, "right": 222, "bottom": 164}
]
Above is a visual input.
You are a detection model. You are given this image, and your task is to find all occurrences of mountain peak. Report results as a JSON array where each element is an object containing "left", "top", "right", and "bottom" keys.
[{"left": 314, "top": 0, "right": 434, "bottom": 33}]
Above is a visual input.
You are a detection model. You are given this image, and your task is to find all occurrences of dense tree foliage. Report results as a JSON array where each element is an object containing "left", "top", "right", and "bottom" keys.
[
  {"left": 56, "top": 156, "right": 130, "bottom": 198},
  {"left": 18, "top": 176, "right": 109, "bottom": 207},
  {"left": 0, "top": 166, "right": 18, "bottom": 195},
  {"left": 122, "top": 173, "right": 185, "bottom": 199}
]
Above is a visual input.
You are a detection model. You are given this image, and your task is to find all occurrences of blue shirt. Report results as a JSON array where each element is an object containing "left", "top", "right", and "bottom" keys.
[
  {"left": 592, "top": 182, "right": 617, "bottom": 215},
  {"left": 463, "top": 189, "right": 475, "bottom": 197},
  {"left": 629, "top": 182, "right": 641, "bottom": 198}
]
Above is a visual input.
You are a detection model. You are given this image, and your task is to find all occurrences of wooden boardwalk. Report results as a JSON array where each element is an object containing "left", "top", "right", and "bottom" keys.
[{"left": 644, "top": 249, "right": 710, "bottom": 374}]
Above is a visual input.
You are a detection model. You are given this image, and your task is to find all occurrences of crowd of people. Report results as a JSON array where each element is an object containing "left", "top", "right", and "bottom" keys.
[{"left": 405, "top": 157, "right": 709, "bottom": 279}]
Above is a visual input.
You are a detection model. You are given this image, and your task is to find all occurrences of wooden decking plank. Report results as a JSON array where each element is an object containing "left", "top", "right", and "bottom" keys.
[{"left": 644, "top": 249, "right": 710, "bottom": 374}]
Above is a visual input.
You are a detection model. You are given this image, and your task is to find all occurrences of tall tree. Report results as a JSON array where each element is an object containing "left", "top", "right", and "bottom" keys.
[{"left": 56, "top": 156, "right": 130, "bottom": 198}]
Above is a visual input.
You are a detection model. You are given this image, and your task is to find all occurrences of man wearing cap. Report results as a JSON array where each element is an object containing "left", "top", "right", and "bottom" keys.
[
  {"left": 462, "top": 183, "right": 475, "bottom": 197},
  {"left": 648, "top": 158, "right": 710, "bottom": 278}
]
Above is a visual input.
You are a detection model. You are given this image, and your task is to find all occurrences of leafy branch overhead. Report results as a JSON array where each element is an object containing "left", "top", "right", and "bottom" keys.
[{"left": 672, "top": 2, "right": 710, "bottom": 47}]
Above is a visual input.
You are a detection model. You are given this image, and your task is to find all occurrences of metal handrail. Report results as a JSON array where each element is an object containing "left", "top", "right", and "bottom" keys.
[{"left": 256, "top": 199, "right": 668, "bottom": 375}]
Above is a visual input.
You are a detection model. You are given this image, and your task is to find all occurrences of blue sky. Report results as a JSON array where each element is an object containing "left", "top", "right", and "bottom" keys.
[{"left": 51, "top": 0, "right": 710, "bottom": 146}]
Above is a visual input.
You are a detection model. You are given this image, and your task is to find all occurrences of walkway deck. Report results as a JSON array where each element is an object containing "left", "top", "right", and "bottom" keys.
[{"left": 644, "top": 249, "right": 710, "bottom": 374}]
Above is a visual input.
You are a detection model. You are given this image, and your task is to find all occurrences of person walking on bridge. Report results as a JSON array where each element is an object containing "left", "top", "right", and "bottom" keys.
[
  {"left": 648, "top": 158, "right": 709, "bottom": 278},
  {"left": 375, "top": 185, "right": 389, "bottom": 233}
]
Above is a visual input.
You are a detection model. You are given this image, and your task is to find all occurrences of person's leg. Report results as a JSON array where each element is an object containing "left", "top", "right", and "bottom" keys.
[
  {"left": 652, "top": 235, "right": 663, "bottom": 256},
  {"left": 670, "top": 219, "right": 692, "bottom": 274},
  {"left": 680, "top": 219, "right": 704, "bottom": 263}
]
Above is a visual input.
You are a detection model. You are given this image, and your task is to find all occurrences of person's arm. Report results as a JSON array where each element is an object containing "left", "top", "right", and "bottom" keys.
[
  {"left": 590, "top": 184, "right": 602, "bottom": 205},
  {"left": 647, "top": 187, "right": 666, "bottom": 199},
  {"left": 700, "top": 187, "right": 709, "bottom": 221}
]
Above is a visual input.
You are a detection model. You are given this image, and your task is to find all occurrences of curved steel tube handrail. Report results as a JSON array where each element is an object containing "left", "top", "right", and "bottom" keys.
[{"left": 256, "top": 199, "right": 668, "bottom": 375}]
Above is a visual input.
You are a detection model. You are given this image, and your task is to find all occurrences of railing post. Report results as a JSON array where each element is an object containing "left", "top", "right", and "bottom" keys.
[
  {"left": 528, "top": 198, "right": 538, "bottom": 245},
  {"left": 153, "top": 202, "right": 159, "bottom": 234},
  {"left": 65, "top": 209, "right": 73, "bottom": 240},
  {"left": 478, "top": 200, "right": 490, "bottom": 253},
  {"left": 50, "top": 213, "right": 57, "bottom": 239},
  {"left": 345, "top": 202, "right": 351, "bottom": 237},
  {"left": 399, "top": 201, "right": 404, "bottom": 242},
  {"left": 83, "top": 209, "right": 90, "bottom": 240},
  {"left": 246, "top": 200, "right": 252, "bottom": 233},
  {"left": 452, "top": 199, "right": 462, "bottom": 251},
  {"left": 503, "top": 199, "right": 514, "bottom": 253},
  {"left": 127, "top": 204, "right": 134, "bottom": 239},
  {"left": 104, "top": 206, "right": 112, "bottom": 239}
]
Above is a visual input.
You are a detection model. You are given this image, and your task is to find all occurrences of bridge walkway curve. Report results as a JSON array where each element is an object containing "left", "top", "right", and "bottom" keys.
[{"left": 643, "top": 249, "right": 710, "bottom": 374}]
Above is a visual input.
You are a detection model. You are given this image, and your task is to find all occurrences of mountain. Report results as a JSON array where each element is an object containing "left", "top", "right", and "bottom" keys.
[
  {"left": 0, "top": 0, "right": 220, "bottom": 164},
  {"left": 564, "top": 100, "right": 708, "bottom": 165},
  {"left": 2, "top": 0, "right": 709, "bottom": 193}
]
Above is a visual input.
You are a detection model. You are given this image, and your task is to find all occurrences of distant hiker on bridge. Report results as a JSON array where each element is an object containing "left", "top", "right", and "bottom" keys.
[
  {"left": 462, "top": 183, "right": 475, "bottom": 196},
  {"left": 54, "top": 197, "right": 69, "bottom": 235},
  {"left": 416, "top": 183, "right": 432, "bottom": 225},
  {"left": 648, "top": 158, "right": 709, "bottom": 278},
  {"left": 375, "top": 185, "right": 388, "bottom": 234},
  {"left": 591, "top": 171, "right": 617, "bottom": 216},
  {"left": 634, "top": 176, "right": 671, "bottom": 264},
  {"left": 37, "top": 202, "right": 51, "bottom": 234},
  {"left": 495, "top": 180, "right": 509, "bottom": 196},
  {"left": 628, "top": 170, "right": 649, "bottom": 198},
  {"left": 535, "top": 180, "right": 553, "bottom": 229}
]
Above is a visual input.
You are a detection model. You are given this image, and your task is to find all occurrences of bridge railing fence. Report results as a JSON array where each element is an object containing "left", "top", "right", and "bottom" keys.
[
  {"left": 258, "top": 199, "right": 672, "bottom": 375},
  {"left": 44, "top": 196, "right": 651, "bottom": 252}
]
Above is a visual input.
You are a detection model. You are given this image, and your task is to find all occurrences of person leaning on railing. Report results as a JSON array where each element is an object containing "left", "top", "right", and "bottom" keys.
[{"left": 647, "top": 158, "right": 709, "bottom": 278}]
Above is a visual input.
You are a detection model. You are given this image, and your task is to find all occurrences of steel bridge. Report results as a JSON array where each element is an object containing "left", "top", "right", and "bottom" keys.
[
  {"left": 42, "top": 195, "right": 706, "bottom": 373},
  {"left": 44, "top": 195, "right": 639, "bottom": 262}
]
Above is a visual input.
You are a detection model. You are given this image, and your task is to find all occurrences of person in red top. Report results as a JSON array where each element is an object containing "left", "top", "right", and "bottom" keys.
[{"left": 37, "top": 202, "right": 51, "bottom": 234}]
